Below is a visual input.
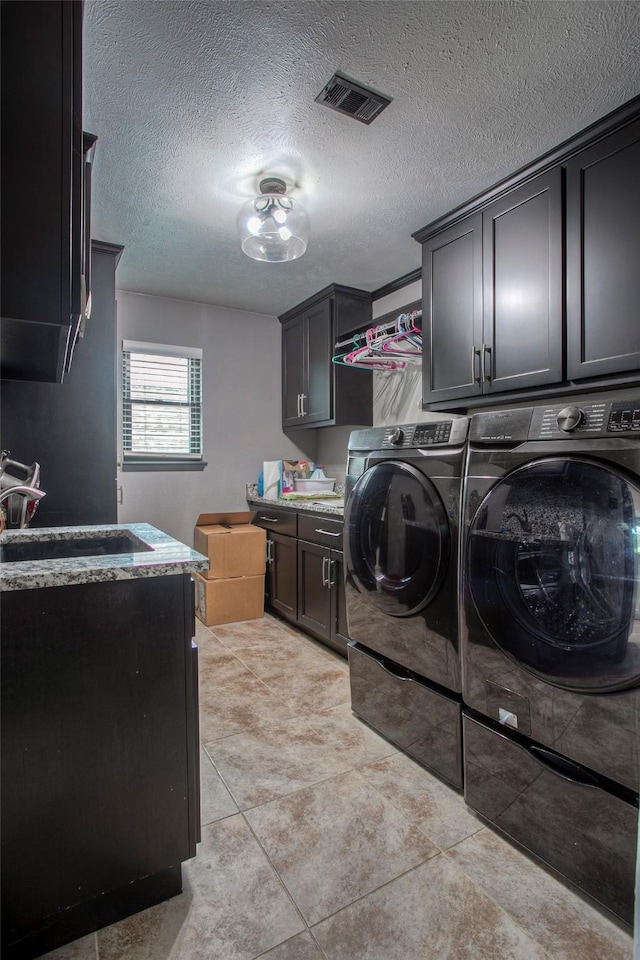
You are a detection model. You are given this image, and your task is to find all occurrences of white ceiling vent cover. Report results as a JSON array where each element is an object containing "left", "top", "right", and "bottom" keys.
[{"left": 314, "top": 72, "right": 392, "bottom": 125}]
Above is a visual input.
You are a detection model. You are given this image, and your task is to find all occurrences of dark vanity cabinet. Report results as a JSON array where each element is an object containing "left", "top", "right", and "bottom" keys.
[
  {"left": 420, "top": 170, "right": 562, "bottom": 405},
  {"left": 280, "top": 285, "right": 373, "bottom": 429},
  {"left": 566, "top": 116, "right": 640, "bottom": 380},
  {"left": 1, "top": 0, "right": 93, "bottom": 383},
  {"left": 1, "top": 573, "right": 200, "bottom": 959},
  {"left": 252, "top": 507, "right": 349, "bottom": 656}
]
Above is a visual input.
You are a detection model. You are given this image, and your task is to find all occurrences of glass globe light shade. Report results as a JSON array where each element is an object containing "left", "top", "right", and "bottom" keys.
[{"left": 237, "top": 179, "right": 309, "bottom": 262}]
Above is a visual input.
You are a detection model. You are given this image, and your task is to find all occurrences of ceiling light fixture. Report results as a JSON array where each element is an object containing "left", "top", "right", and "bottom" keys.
[{"left": 237, "top": 177, "right": 309, "bottom": 262}]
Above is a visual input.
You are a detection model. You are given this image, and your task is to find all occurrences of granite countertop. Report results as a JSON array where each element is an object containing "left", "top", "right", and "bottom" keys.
[
  {"left": 246, "top": 482, "right": 345, "bottom": 517},
  {"left": 0, "top": 523, "right": 209, "bottom": 592}
]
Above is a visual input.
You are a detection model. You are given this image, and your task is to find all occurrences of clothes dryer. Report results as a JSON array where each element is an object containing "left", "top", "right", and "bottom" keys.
[
  {"left": 344, "top": 416, "right": 468, "bottom": 788},
  {"left": 461, "top": 395, "right": 640, "bottom": 924}
]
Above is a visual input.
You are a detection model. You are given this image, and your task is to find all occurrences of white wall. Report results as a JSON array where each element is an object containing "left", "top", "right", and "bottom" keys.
[{"left": 116, "top": 291, "right": 316, "bottom": 546}]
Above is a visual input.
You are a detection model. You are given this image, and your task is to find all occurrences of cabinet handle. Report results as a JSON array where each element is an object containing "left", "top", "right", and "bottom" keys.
[
  {"left": 296, "top": 393, "right": 301, "bottom": 417},
  {"left": 259, "top": 516, "right": 279, "bottom": 523},
  {"left": 321, "top": 556, "right": 330, "bottom": 587},
  {"left": 482, "top": 343, "right": 492, "bottom": 381},
  {"left": 471, "top": 346, "right": 481, "bottom": 384},
  {"left": 300, "top": 393, "right": 307, "bottom": 417},
  {"left": 328, "top": 559, "right": 337, "bottom": 588},
  {"left": 315, "top": 528, "right": 342, "bottom": 537},
  {"left": 266, "top": 540, "right": 273, "bottom": 563}
]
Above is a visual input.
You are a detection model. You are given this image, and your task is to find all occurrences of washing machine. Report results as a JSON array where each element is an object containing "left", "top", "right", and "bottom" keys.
[
  {"left": 461, "top": 394, "right": 640, "bottom": 924},
  {"left": 344, "top": 416, "right": 468, "bottom": 789}
]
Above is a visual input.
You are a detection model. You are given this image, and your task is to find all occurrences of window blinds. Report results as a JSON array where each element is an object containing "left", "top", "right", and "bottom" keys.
[{"left": 122, "top": 342, "right": 202, "bottom": 459}]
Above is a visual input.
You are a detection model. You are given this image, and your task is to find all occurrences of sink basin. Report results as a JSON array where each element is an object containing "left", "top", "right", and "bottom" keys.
[{"left": 0, "top": 532, "right": 154, "bottom": 564}]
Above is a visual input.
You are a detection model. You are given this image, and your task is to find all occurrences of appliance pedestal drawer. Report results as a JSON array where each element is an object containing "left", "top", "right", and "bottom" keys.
[
  {"left": 348, "top": 642, "right": 462, "bottom": 789},
  {"left": 463, "top": 709, "right": 638, "bottom": 926}
]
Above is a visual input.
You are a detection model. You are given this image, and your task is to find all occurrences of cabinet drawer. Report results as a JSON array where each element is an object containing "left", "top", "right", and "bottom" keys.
[
  {"left": 252, "top": 507, "right": 297, "bottom": 537},
  {"left": 298, "top": 513, "right": 343, "bottom": 548}
]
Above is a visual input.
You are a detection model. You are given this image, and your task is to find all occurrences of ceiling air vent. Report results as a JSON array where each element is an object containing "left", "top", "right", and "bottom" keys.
[{"left": 314, "top": 71, "right": 392, "bottom": 125}]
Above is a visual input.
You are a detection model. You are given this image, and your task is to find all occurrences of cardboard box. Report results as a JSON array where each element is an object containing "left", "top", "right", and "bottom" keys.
[
  {"left": 194, "top": 573, "right": 265, "bottom": 626},
  {"left": 194, "top": 512, "right": 266, "bottom": 580}
]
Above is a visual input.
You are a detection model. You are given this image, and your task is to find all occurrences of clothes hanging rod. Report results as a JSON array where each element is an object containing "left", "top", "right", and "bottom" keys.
[{"left": 334, "top": 311, "right": 422, "bottom": 351}]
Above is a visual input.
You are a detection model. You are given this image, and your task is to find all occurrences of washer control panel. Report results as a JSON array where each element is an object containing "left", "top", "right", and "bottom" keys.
[{"left": 530, "top": 398, "right": 640, "bottom": 440}]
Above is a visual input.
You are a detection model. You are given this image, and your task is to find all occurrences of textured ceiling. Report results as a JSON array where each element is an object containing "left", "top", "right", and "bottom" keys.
[{"left": 84, "top": 0, "right": 640, "bottom": 317}]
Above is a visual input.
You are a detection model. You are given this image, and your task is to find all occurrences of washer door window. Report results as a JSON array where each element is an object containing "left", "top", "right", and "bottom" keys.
[
  {"left": 345, "top": 461, "right": 450, "bottom": 617},
  {"left": 468, "top": 457, "right": 640, "bottom": 692}
]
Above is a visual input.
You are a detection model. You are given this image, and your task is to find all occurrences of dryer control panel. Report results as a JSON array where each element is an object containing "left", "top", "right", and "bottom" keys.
[{"left": 379, "top": 418, "right": 468, "bottom": 449}]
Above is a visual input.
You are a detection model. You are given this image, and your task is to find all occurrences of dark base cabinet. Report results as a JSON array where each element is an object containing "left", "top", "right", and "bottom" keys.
[
  {"left": 349, "top": 642, "right": 463, "bottom": 789},
  {"left": 266, "top": 530, "right": 297, "bottom": 620},
  {"left": 463, "top": 710, "right": 638, "bottom": 927},
  {"left": 1, "top": 574, "right": 199, "bottom": 959},
  {"left": 297, "top": 540, "right": 348, "bottom": 656},
  {"left": 253, "top": 506, "right": 349, "bottom": 656}
]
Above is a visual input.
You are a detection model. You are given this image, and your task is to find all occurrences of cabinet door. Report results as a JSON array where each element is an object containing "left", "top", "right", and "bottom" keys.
[
  {"left": 303, "top": 299, "right": 332, "bottom": 424},
  {"left": 566, "top": 118, "right": 640, "bottom": 380},
  {"left": 282, "top": 315, "right": 306, "bottom": 427},
  {"left": 329, "top": 551, "right": 349, "bottom": 655},
  {"left": 482, "top": 169, "right": 563, "bottom": 393},
  {"left": 269, "top": 532, "right": 297, "bottom": 620},
  {"left": 422, "top": 214, "right": 483, "bottom": 404},
  {"left": 297, "top": 539, "right": 332, "bottom": 641}
]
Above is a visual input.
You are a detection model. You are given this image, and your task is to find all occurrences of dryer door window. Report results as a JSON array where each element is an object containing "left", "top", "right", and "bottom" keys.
[
  {"left": 345, "top": 460, "right": 450, "bottom": 617},
  {"left": 467, "top": 456, "right": 640, "bottom": 691}
]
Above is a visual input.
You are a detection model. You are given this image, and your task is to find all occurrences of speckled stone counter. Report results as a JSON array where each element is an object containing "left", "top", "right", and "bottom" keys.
[
  {"left": 246, "top": 482, "right": 345, "bottom": 517},
  {"left": 0, "top": 522, "right": 208, "bottom": 592}
]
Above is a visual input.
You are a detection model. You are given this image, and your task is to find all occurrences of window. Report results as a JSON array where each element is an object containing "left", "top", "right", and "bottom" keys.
[{"left": 122, "top": 341, "right": 202, "bottom": 463}]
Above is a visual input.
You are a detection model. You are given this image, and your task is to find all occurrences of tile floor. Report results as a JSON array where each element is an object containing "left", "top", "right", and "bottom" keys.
[{"left": 45, "top": 614, "right": 633, "bottom": 960}]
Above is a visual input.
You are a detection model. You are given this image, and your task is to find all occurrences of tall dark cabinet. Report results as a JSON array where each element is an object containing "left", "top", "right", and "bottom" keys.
[
  {"left": 0, "top": 243, "right": 122, "bottom": 527},
  {"left": 566, "top": 117, "right": 640, "bottom": 380},
  {"left": 1, "top": 0, "right": 91, "bottom": 383}
]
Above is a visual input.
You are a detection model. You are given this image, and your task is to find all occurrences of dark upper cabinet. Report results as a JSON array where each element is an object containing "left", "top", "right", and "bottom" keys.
[
  {"left": 1, "top": 0, "right": 91, "bottom": 383},
  {"left": 280, "top": 285, "right": 373, "bottom": 429},
  {"left": 421, "top": 170, "right": 563, "bottom": 405},
  {"left": 483, "top": 170, "right": 563, "bottom": 393},
  {"left": 422, "top": 214, "right": 483, "bottom": 404},
  {"left": 566, "top": 117, "right": 640, "bottom": 380}
]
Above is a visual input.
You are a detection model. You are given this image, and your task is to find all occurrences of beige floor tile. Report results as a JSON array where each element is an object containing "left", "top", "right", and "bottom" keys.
[
  {"left": 359, "top": 751, "right": 483, "bottom": 849},
  {"left": 245, "top": 769, "right": 438, "bottom": 925},
  {"left": 214, "top": 614, "right": 342, "bottom": 664},
  {"left": 41, "top": 933, "right": 98, "bottom": 959},
  {"left": 200, "top": 746, "right": 238, "bottom": 824},
  {"left": 312, "top": 854, "right": 551, "bottom": 960},
  {"left": 254, "top": 931, "right": 325, "bottom": 960},
  {"left": 205, "top": 704, "right": 396, "bottom": 809},
  {"left": 96, "top": 815, "right": 304, "bottom": 960},
  {"left": 259, "top": 658, "right": 351, "bottom": 714},
  {"left": 199, "top": 672, "right": 302, "bottom": 742},
  {"left": 446, "top": 828, "right": 633, "bottom": 960}
]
